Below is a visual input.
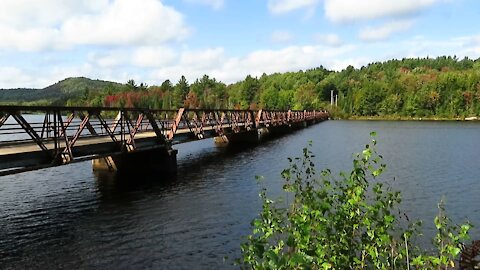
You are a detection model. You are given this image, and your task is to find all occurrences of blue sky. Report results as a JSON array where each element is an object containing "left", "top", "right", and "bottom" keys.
[{"left": 1, "top": 0, "right": 480, "bottom": 88}]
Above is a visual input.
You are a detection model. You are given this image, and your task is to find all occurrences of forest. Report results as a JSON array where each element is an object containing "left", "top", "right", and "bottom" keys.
[{"left": 6, "top": 56, "right": 480, "bottom": 119}]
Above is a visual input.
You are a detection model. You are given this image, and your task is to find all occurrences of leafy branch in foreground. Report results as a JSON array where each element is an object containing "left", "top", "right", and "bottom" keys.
[{"left": 239, "top": 134, "right": 471, "bottom": 269}]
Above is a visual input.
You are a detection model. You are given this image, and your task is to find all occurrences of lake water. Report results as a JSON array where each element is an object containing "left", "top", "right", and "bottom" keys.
[{"left": 1, "top": 120, "right": 479, "bottom": 269}]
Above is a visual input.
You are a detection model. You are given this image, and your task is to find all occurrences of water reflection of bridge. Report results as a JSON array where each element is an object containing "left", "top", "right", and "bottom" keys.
[{"left": 0, "top": 106, "right": 329, "bottom": 176}]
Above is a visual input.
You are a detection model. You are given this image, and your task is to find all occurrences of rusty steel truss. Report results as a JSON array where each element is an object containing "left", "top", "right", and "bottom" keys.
[{"left": 0, "top": 105, "right": 329, "bottom": 175}]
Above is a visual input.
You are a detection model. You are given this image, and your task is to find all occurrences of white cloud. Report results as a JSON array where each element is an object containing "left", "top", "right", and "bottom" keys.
[
  {"left": 268, "top": 0, "right": 319, "bottom": 14},
  {"left": 455, "top": 36, "right": 480, "bottom": 58},
  {"left": 152, "top": 47, "right": 226, "bottom": 81},
  {"left": 329, "top": 58, "right": 371, "bottom": 71},
  {"left": 0, "top": 61, "right": 139, "bottom": 89},
  {"left": 184, "top": 0, "right": 224, "bottom": 10},
  {"left": 399, "top": 35, "right": 479, "bottom": 58},
  {"left": 148, "top": 35, "right": 480, "bottom": 84},
  {"left": 314, "top": 33, "right": 343, "bottom": 46},
  {"left": 324, "top": 0, "right": 439, "bottom": 23},
  {"left": 0, "top": 0, "right": 109, "bottom": 51},
  {"left": 132, "top": 46, "right": 178, "bottom": 68},
  {"left": 88, "top": 50, "right": 129, "bottom": 68},
  {"left": 5, "top": 34, "right": 480, "bottom": 89},
  {"left": 359, "top": 20, "right": 415, "bottom": 42},
  {"left": 231, "top": 45, "right": 354, "bottom": 73},
  {"left": 87, "top": 46, "right": 180, "bottom": 69},
  {"left": 0, "top": 0, "right": 189, "bottom": 51},
  {"left": 179, "top": 48, "right": 226, "bottom": 69},
  {"left": 0, "top": 0, "right": 108, "bottom": 28},
  {"left": 0, "top": 67, "right": 34, "bottom": 88},
  {"left": 3, "top": 44, "right": 363, "bottom": 88},
  {"left": 0, "top": 25, "right": 63, "bottom": 51},
  {"left": 268, "top": 0, "right": 443, "bottom": 21},
  {"left": 271, "top": 31, "right": 294, "bottom": 43},
  {"left": 62, "top": 0, "right": 189, "bottom": 46},
  {"left": 49, "top": 63, "right": 95, "bottom": 81},
  {"left": 151, "top": 44, "right": 356, "bottom": 83}
]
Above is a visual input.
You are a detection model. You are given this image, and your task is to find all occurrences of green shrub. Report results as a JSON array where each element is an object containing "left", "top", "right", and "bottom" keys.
[{"left": 239, "top": 134, "right": 471, "bottom": 269}]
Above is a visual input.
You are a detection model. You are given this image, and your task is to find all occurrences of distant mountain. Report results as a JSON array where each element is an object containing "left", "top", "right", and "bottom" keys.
[{"left": 0, "top": 77, "right": 123, "bottom": 104}]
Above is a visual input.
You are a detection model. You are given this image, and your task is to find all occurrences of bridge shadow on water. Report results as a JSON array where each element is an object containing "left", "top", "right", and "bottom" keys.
[{"left": 92, "top": 141, "right": 260, "bottom": 200}]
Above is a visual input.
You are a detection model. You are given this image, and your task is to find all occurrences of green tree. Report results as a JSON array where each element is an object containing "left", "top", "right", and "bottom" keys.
[
  {"left": 260, "top": 85, "right": 279, "bottom": 109},
  {"left": 294, "top": 82, "right": 317, "bottom": 110},
  {"left": 355, "top": 82, "right": 386, "bottom": 115},
  {"left": 126, "top": 79, "right": 138, "bottom": 91},
  {"left": 240, "top": 75, "right": 259, "bottom": 108},
  {"left": 173, "top": 75, "right": 189, "bottom": 107},
  {"left": 277, "top": 90, "right": 294, "bottom": 110},
  {"left": 160, "top": 80, "right": 174, "bottom": 108}
]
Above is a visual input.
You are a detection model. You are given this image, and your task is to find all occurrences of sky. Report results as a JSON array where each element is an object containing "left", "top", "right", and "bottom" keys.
[{"left": 1, "top": 0, "right": 480, "bottom": 88}]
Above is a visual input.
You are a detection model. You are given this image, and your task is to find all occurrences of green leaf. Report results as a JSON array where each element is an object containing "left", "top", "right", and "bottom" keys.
[
  {"left": 362, "top": 148, "right": 372, "bottom": 159},
  {"left": 372, "top": 168, "right": 382, "bottom": 177},
  {"left": 434, "top": 216, "right": 442, "bottom": 229},
  {"left": 289, "top": 253, "right": 305, "bottom": 265},
  {"left": 431, "top": 257, "right": 441, "bottom": 266},
  {"left": 384, "top": 215, "right": 394, "bottom": 224},
  {"left": 449, "top": 246, "right": 461, "bottom": 256},
  {"left": 411, "top": 256, "right": 424, "bottom": 266},
  {"left": 286, "top": 235, "right": 295, "bottom": 247},
  {"left": 281, "top": 169, "right": 291, "bottom": 179},
  {"left": 321, "top": 262, "right": 332, "bottom": 269}
]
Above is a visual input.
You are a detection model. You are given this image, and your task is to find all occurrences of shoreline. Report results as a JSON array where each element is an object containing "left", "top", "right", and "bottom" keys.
[{"left": 337, "top": 115, "right": 479, "bottom": 121}]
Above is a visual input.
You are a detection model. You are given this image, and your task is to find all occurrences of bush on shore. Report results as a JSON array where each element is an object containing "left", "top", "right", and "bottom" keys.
[{"left": 239, "top": 134, "right": 471, "bottom": 269}]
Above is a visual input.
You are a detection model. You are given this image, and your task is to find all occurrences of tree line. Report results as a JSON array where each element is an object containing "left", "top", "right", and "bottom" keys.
[{"left": 68, "top": 56, "right": 480, "bottom": 118}]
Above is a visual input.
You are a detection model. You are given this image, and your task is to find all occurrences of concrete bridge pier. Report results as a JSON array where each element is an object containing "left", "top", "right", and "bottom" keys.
[
  {"left": 307, "top": 119, "right": 317, "bottom": 126},
  {"left": 214, "top": 127, "right": 274, "bottom": 146},
  {"left": 287, "top": 121, "right": 307, "bottom": 131},
  {"left": 222, "top": 129, "right": 260, "bottom": 144},
  {"left": 257, "top": 127, "right": 270, "bottom": 141},
  {"left": 266, "top": 125, "right": 292, "bottom": 138},
  {"left": 92, "top": 147, "right": 178, "bottom": 175}
]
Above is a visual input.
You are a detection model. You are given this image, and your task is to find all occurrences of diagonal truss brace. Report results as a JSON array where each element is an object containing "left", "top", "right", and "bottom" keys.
[
  {"left": 167, "top": 108, "right": 184, "bottom": 140},
  {"left": 96, "top": 114, "right": 119, "bottom": 144},
  {"left": 0, "top": 113, "right": 9, "bottom": 128},
  {"left": 11, "top": 113, "right": 50, "bottom": 154},
  {"left": 59, "top": 112, "right": 93, "bottom": 163},
  {"left": 126, "top": 113, "right": 144, "bottom": 149},
  {"left": 145, "top": 111, "right": 167, "bottom": 144}
]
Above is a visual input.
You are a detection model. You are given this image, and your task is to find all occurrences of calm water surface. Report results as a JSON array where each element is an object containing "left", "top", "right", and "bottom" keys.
[{"left": 1, "top": 120, "right": 480, "bottom": 269}]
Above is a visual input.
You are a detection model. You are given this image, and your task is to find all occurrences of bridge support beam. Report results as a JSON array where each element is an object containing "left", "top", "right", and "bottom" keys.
[{"left": 92, "top": 147, "right": 178, "bottom": 175}]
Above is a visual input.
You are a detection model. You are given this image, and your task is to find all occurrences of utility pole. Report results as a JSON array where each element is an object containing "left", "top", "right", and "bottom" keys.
[{"left": 330, "top": 90, "right": 334, "bottom": 106}]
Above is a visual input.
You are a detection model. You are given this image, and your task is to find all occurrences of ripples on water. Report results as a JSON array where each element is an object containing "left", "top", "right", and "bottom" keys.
[{"left": 1, "top": 121, "right": 480, "bottom": 269}]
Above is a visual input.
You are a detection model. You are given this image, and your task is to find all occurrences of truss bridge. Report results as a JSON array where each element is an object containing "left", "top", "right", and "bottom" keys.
[{"left": 0, "top": 106, "right": 329, "bottom": 176}]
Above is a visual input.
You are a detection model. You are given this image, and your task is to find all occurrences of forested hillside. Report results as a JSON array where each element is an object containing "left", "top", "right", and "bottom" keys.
[
  {"left": 3, "top": 56, "right": 480, "bottom": 119},
  {"left": 335, "top": 56, "right": 480, "bottom": 118},
  {"left": 0, "top": 77, "right": 122, "bottom": 105}
]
